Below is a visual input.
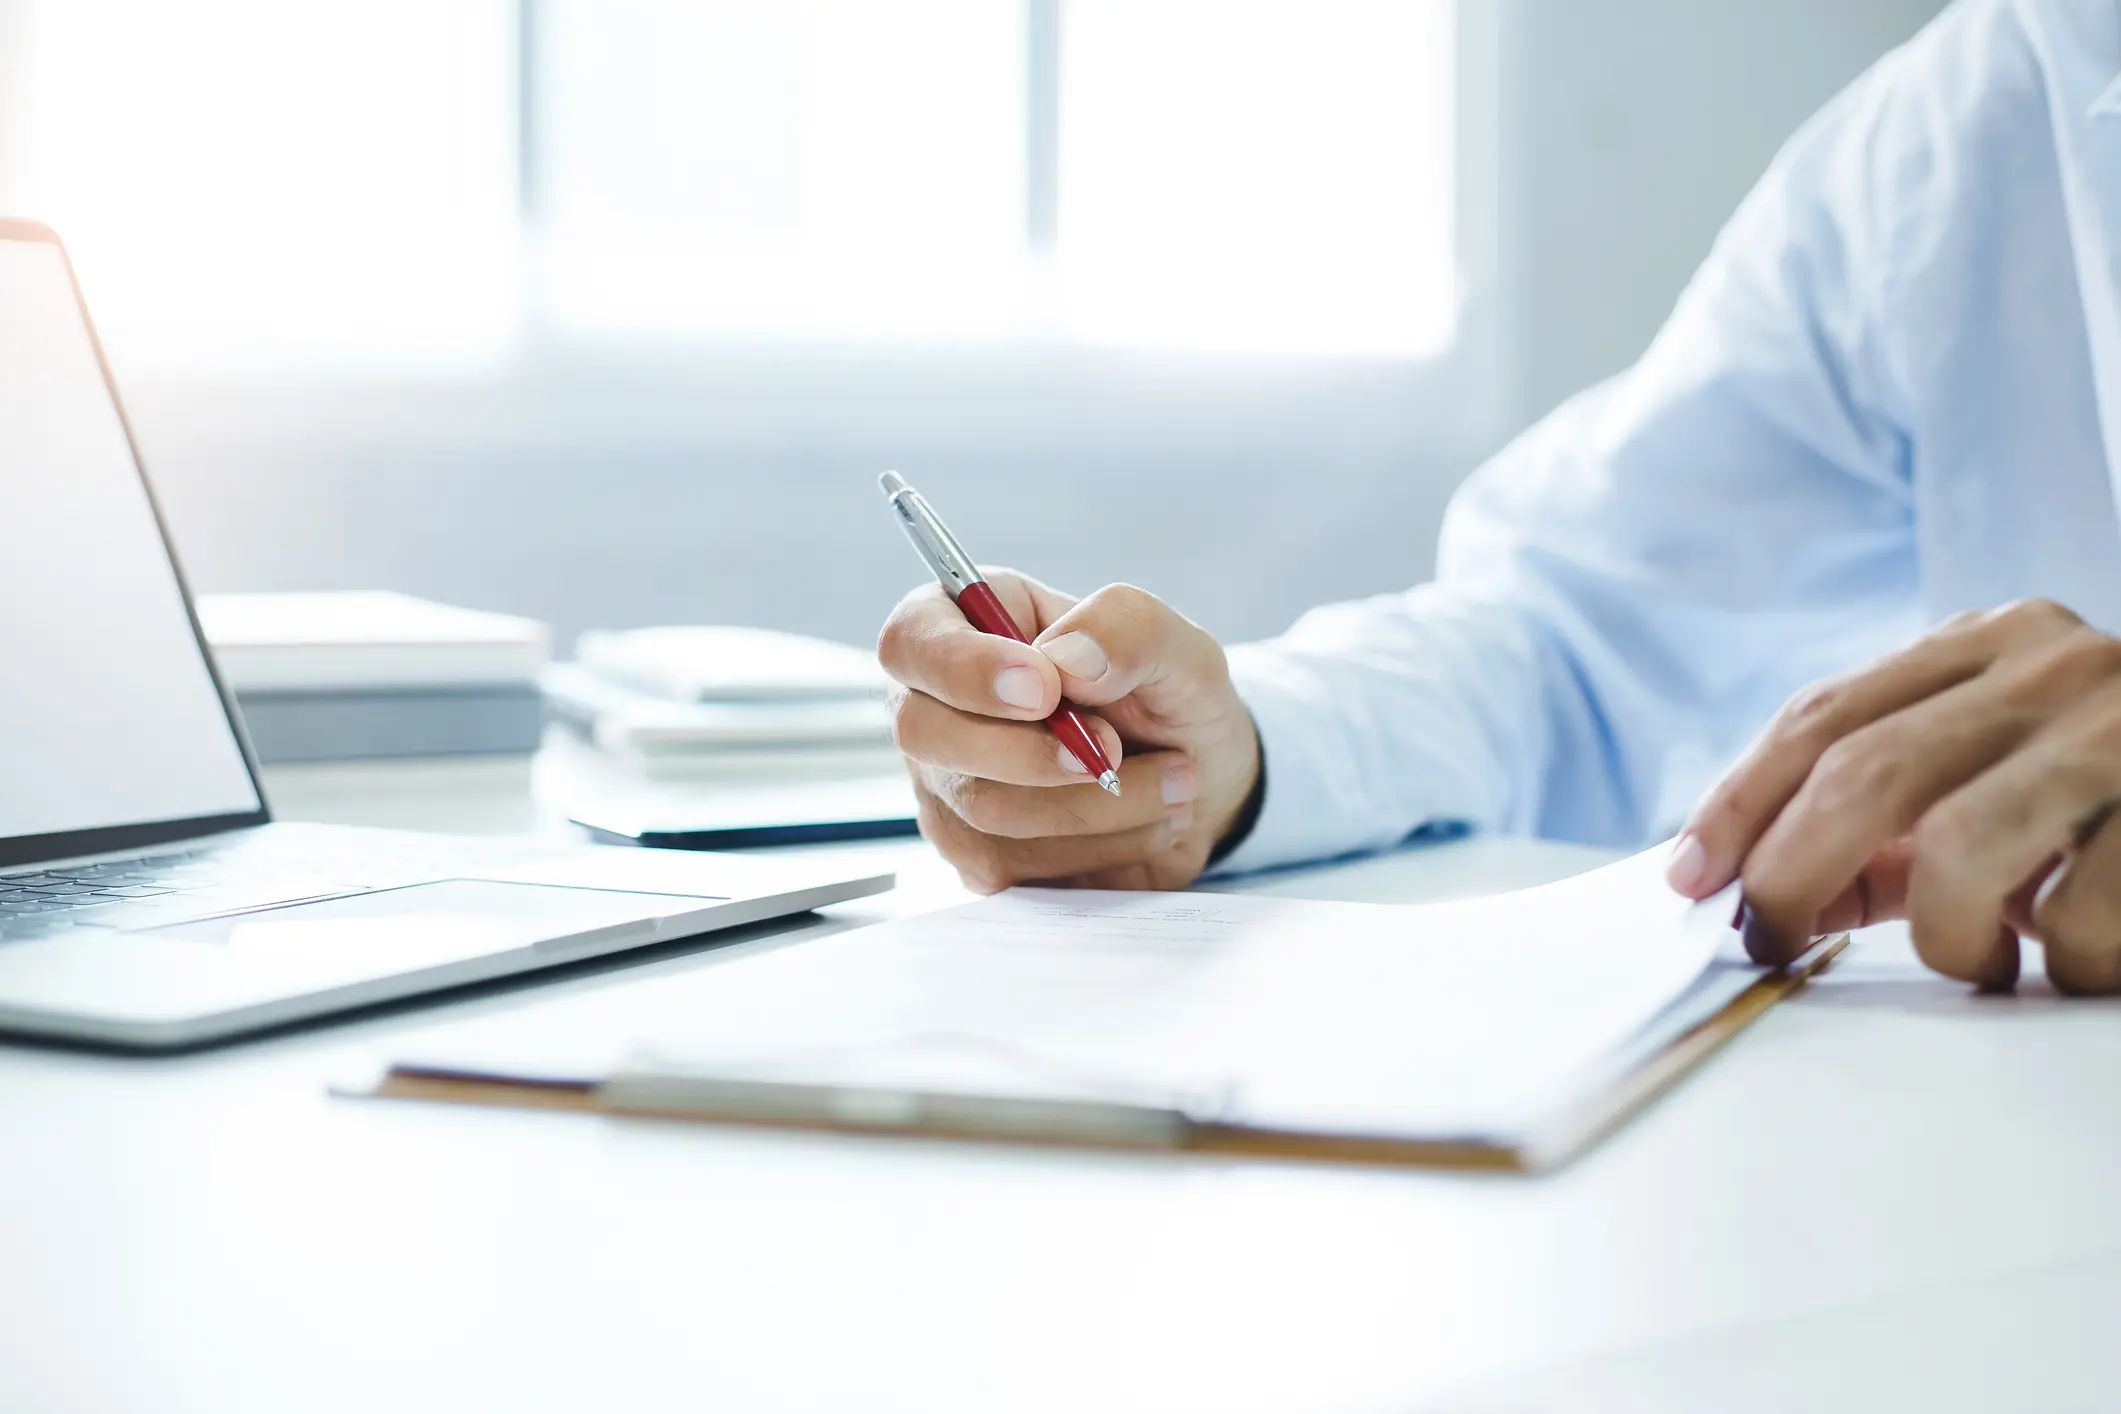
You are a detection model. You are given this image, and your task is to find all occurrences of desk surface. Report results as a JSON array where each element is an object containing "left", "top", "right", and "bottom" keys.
[{"left": 1, "top": 755, "right": 2116, "bottom": 1413}]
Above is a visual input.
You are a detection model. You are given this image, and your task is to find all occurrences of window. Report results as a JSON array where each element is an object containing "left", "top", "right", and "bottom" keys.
[
  {"left": 532, "top": 0, "right": 1031, "bottom": 340},
  {"left": 4, "top": 0, "right": 1455, "bottom": 367},
  {"left": 8, "top": 1, "right": 520, "bottom": 369},
  {"left": 1058, "top": 1, "right": 1456, "bottom": 355}
]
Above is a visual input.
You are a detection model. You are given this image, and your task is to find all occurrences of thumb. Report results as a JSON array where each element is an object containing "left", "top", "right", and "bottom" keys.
[{"left": 1029, "top": 584, "right": 1228, "bottom": 715}]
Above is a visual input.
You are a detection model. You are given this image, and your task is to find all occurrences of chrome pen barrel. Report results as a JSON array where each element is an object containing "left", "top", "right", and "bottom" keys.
[{"left": 880, "top": 471, "right": 984, "bottom": 595}]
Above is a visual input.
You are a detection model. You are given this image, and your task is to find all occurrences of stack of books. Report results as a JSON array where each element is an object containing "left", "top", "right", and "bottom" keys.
[
  {"left": 540, "top": 626, "right": 916, "bottom": 849},
  {"left": 196, "top": 592, "right": 550, "bottom": 764},
  {"left": 541, "top": 625, "right": 895, "bottom": 774}
]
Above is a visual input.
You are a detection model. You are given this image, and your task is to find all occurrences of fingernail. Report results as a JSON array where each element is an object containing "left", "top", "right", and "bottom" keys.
[
  {"left": 1162, "top": 761, "right": 1197, "bottom": 806},
  {"left": 1166, "top": 805, "right": 1195, "bottom": 836},
  {"left": 1665, "top": 833, "right": 1708, "bottom": 895},
  {"left": 993, "top": 665, "right": 1044, "bottom": 710},
  {"left": 1058, "top": 744, "right": 1089, "bottom": 774},
  {"left": 1040, "top": 632, "right": 1109, "bottom": 682}
]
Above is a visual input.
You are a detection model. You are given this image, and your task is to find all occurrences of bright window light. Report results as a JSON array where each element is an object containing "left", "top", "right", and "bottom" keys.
[
  {"left": 10, "top": 0, "right": 519, "bottom": 371},
  {"left": 1058, "top": 0, "right": 1456, "bottom": 356},
  {"left": 535, "top": 0, "right": 1030, "bottom": 342},
  {"left": 4, "top": 1, "right": 1457, "bottom": 364}
]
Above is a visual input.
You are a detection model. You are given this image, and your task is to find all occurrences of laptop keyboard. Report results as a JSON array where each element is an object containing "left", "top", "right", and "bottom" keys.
[{"left": 0, "top": 834, "right": 457, "bottom": 942}]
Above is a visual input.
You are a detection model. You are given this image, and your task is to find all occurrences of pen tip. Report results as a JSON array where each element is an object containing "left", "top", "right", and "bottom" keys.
[
  {"left": 878, "top": 470, "right": 908, "bottom": 497},
  {"left": 1097, "top": 770, "right": 1122, "bottom": 797}
]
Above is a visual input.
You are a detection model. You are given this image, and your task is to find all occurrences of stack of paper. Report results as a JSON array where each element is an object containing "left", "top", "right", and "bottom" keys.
[
  {"left": 543, "top": 626, "right": 894, "bottom": 772},
  {"left": 197, "top": 592, "right": 549, "bottom": 763},
  {"left": 577, "top": 625, "right": 889, "bottom": 703}
]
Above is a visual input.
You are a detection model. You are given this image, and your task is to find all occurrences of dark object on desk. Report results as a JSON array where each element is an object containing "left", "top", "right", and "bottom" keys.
[
  {"left": 235, "top": 685, "right": 545, "bottom": 764},
  {"left": 568, "top": 774, "right": 920, "bottom": 851}
]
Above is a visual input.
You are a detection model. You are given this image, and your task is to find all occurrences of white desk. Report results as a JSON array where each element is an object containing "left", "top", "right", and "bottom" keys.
[{"left": 1, "top": 756, "right": 2116, "bottom": 1413}]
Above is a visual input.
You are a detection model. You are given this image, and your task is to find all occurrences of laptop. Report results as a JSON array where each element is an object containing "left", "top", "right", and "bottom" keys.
[{"left": 0, "top": 218, "right": 894, "bottom": 1049}]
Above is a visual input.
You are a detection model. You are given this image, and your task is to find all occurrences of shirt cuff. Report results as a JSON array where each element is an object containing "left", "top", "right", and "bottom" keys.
[{"left": 1205, "top": 643, "right": 1423, "bottom": 876}]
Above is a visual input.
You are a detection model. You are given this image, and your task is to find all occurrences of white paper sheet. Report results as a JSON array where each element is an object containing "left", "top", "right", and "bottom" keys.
[{"left": 429, "top": 846, "right": 1745, "bottom": 1144}]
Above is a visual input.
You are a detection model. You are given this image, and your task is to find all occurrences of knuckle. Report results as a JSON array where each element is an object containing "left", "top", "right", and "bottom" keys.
[
  {"left": 2042, "top": 627, "right": 2121, "bottom": 685},
  {"left": 1992, "top": 597, "right": 2082, "bottom": 637},
  {"left": 1086, "top": 583, "right": 1162, "bottom": 638},
  {"left": 2046, "top": 754, "right": 2116, "bottom": 817},
  {"left": 1198, "top": 633, "right": 1233, "bottom": 687},
  {"left": 1105, "top": 582, "right": 1159, "bottom": 618},
  {"left": 947, "top": 776, "right": 1027, "bottom": 838},
  {"left": 874, "top": 611, "right": 915, "bottom": 675},
  {"left": 1807, "top": 734, "right": 1903, "bottom": 808},
  {"left": 876, "top": 591, "right": 948, "bottom": 677},
  {"left": 1773, "top": 677, "right": 1848, "bottom": 747},
  {"left": 885, "top": 687, "right": 926, "bottom": 756}
]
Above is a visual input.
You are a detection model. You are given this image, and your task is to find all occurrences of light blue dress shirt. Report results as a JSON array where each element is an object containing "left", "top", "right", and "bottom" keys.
[{"left": 1219, "top": 0, "right": 2121, "bottom": 875}]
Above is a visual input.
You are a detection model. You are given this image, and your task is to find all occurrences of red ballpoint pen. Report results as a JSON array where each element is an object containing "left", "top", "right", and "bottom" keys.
[{"left": 878, "top": 470, "right": 1122, "bottom": 796}]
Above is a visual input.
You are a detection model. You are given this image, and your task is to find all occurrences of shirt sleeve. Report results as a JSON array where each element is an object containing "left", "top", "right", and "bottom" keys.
[{"left": 1210, "top": 25, "right": 1950, "bottom": 875}]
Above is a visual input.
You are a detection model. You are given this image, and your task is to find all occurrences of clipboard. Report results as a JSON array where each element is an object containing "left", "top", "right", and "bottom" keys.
[{"left": 350, "top": 932, "right": 1847, "bottom": 1175}]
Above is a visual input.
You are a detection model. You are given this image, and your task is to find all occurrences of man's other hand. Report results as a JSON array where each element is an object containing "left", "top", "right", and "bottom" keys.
[
  {"left": 878, "top": 571, "right": 1260, "bottom": 893},
  {"left": 1669, "top": 599, "right": 2121, "bottom": 993}
]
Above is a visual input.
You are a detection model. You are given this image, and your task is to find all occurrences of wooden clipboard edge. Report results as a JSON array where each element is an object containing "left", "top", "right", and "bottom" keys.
[
  {"left": 362, "top": 1069, "right": 603, "bottom": 1114},
  {"left": 357, "top": 1067, "right": 1213, "bottom": 1160},
  {"left": 1514, "top": 930, "right": 1852, "bottom": 1173},
  {"left": 350, "top": 1066, "right": 1495, "bottom": 1166},
  {"left": 348, "top": 935, "right": 1851, "bottom": 1175}
]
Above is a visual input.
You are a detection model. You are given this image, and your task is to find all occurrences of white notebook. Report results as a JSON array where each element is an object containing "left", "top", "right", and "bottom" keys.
[
  {"left": 575, "top": 626, "right": 888, "bottom": 703},
  {"left": 198, "top": 591, "right": 549, "bottom": 691},
  {"left": 541, "top": 662, "right": 891, "bottom": 758}
]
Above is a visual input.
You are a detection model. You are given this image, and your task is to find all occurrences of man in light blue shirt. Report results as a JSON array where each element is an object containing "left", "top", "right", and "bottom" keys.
[{"left": 878, "top": 0, "right": 2121, "bottom": 994}]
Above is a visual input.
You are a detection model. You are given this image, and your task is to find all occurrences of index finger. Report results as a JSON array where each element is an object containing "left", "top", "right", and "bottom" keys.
[
  {"left": 1671, "top": 604, "right": 2072, "bottom": 900},
  {"left": 876, "top": 575, "right": 1074, "bottom": 721}
]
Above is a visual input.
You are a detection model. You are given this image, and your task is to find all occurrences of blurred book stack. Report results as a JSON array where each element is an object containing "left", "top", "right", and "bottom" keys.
[
  {"left": 197, "top": 591, "right": 550, "bottom": 764},
  {"left": 541, "top": 625, "right": 915, "bottom": 849},
  {"left": 541, "top": 625, "right": 896, "bottom": 774}
]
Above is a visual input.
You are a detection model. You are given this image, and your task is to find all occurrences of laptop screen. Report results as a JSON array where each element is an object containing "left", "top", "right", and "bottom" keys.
[{"left": 0, "top": 231, "right": 261, "bottom": 845}]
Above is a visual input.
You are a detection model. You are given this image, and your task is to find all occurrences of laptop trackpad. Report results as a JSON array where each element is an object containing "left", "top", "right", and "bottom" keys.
[{"left": 143, "top": 879, "right": 688, "bottom": 965}]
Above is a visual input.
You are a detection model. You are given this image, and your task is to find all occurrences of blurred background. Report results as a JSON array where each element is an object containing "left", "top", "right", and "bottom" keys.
[{"left": 0, "top": 0, "right": 1944, "bottom": 648}]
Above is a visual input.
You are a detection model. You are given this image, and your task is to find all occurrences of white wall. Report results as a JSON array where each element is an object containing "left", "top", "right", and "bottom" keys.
[
  {"left": 1492, "top": 0, "right": 1948, "bottom": 426},
  {"left": 54, "top": 0, "right": 1946, "bottom": 650}
]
